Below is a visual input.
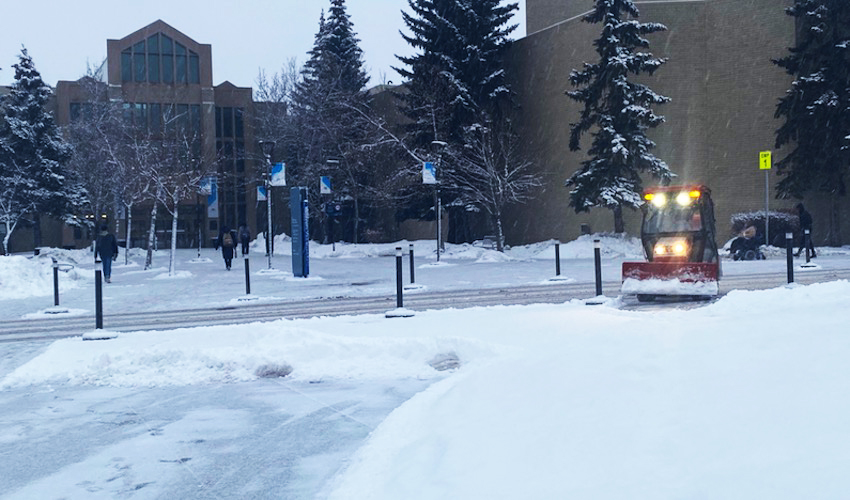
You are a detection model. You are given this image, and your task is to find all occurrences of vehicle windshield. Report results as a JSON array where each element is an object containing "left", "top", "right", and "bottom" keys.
[{"left": 643, "top": 203, "right": 702, "bottom": 234}]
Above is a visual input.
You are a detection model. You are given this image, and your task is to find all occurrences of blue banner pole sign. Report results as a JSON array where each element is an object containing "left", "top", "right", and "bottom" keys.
[
  {"left": 204, "top": 177, "right": 219, "bottom": 218},
  {"left": 257, "top": 185, "right": 267, "bottom": 202},
  {"left": 290, "top": 187, "right": 310, "bottom": 277},
  {"left": 423, "top": 161, "right": 436, "bottom": 184},
  {"left": 320, "top": 176, "right": 332, "bottom": 194},
  {"left": 271, "top": 162, "right": 286, "bottom": 187}
]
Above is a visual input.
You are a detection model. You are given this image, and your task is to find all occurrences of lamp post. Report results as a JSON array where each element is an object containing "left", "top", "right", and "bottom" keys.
[
  {"left": 325, "top": 158, "right": 339, "bottom": 247},
  {"left": 431, "top": 140, "right": 447, "bottom": 262},
  {"left": 259, "top": 140, "right": 275, "bottom": 270}
]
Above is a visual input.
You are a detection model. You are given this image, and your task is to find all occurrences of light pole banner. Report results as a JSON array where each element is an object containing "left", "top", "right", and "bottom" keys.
[
  {"left": 205, "top": 177, "right": 219, "bottom": 218},
  {"left": 320, "top": 176, "right": 332, "bottom": 194},
  {"left": 257, "top": 185, "right": 267, "bottom": 202},
  {"left": 271, "top": 162, "right": 286, "bottom": 186},
  {"left": 423, "top": 161, "right": 436, "bottom": 184}
]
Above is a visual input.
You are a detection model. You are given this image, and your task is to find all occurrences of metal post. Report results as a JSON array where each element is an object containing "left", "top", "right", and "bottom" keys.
[
  {"left": 395, "top": 247, "right": 404, "bottom": 308},
  {"left": 244, "top": 254, "right": 251, "bottom": 295},
  {"left": 555, "top": 242, "right": 561, "bottom": 276},
  {"left": 764, "top": 169, "right": 770, "bottom": 248},
  {"left": 52, "top": 258, "right": 60, "bottom": 306},
  {"left": 95, "top": 259, "right": 103, "bottom": 330},
  {"left": 435, "top": 185, "right": 441, "bottom": 262},
  {"left": 409, "top": 243, "right": 415, "bottom": 284},
  {"left": 594, "top": 239, "right": 603, "bottom": 297},
  {"left": 804, "top": 229, "right": 812, "bottom": 263},
  {"left": 266, "top": 173, "right": 273, "bottom": 269},
  {"left": 786, "top": 232, "right": 794, "bottom": 283}
]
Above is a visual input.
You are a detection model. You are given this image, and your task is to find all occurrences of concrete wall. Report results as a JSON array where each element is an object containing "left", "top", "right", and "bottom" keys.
[{"left": 503, "top": 0, "right": 848, "bottom": 246}]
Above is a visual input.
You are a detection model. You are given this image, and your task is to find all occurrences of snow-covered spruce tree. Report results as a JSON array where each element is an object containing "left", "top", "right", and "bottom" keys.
[
  {"left": 291, "top": 0, "right": 378, "bottom": 242},
  {"left": 0, "top": 48, "right": 85, "bottom": 251},
  {"left": 773, "top": 0, "right": 850, "bottom": 246},
  {"left": 396, "top": 0, "right": 518, "bottom": 149},
  {"left": 566, "top": 0, "right": 672, "bottom": 233}
]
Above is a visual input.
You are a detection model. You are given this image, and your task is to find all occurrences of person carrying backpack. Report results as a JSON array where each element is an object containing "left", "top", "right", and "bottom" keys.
[
  {"left": 95, "top": 224, "right": 119, "bottom": 283},
  {"left": 215, "top": 225, "right": 238, "bottom": 270},
  {"left": 238, "top": 223, "right": 251, "bottom": 256}
]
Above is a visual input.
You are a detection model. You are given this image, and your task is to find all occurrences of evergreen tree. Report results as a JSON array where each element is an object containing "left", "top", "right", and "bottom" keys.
[
  {"left": 0, "top": 48, "right": 84, "bottom": 250},
  {"left": 396, "top": 0, "right": 519, "bottom": 148},
  {"left": 773, "top": 0, "right": 850, "bottom": 246},
  {"left": 566, "top": 0, "right": 672, "bottom": 233}
]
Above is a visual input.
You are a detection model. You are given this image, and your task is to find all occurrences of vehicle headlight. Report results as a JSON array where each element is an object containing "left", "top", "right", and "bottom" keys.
[
  {"left": 650, "top": 192, "right": 667, "bottom": 207},
  {"left": 653, "top": 238, "right": 689, "bottom": 257},
  {"left": 676, "top": 192, "right": 692, "bottom": 206}
]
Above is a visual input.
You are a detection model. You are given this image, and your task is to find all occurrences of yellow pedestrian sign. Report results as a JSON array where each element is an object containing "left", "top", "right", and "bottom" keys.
[{"left": 759, "top": 151, "right": 772, "bottom": 170}]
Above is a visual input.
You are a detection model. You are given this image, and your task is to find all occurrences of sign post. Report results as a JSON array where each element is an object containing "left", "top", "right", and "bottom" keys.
[{"left": 759, "top": 151, "right": 772, "bottom": 247}]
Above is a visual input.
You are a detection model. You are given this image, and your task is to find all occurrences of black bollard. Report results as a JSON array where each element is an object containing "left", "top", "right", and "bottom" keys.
[
  {"left": 95, "top": 259, "right": 103, "bottom": 330},
  {"left": 52, "top": 258, "right": 60, "bottom": 306},
  {"left": 244, "top": 254, "right": 251, "bottom": 295},
  {"left": 409, "top": 243, "right": 415, "bottom": 284},
  {"left": 594, "top": 239, "right": 603, "bottom": 297},
  {"left": 804, "top": 229, "right": 812, "bottom": 263},
  {"left": 555, "top": 242, "right": 561, "bottom": 276},
  {"left": 786, "top": 232, "right": 794, "bottom": 283},
  {"left": 396, "top": 246, "right": 404, "bottom": 308}
]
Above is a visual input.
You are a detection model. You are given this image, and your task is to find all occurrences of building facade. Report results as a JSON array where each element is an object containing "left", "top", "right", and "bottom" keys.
[
  {"left": 503, "top": 0, "right": 850, "bottom": 246},
  {"left": 53, "top": 20, "right": 260, "bottom": 251}
]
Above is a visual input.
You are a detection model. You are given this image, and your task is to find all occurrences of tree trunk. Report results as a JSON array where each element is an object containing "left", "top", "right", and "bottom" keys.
[
  {"left": 828, "top": 195, "right": 842, "bottom": 247},
  {"left": 353, "top": 196, "right": 360, "bottom": 244},
  {"left": 494, "top": 214, "right": 505, "bottom": 252},
  {"left": 145, "top": 201, "right": 158, "bottom": 270},
  {"left": 125, "top": 203, "right": 133, "bottom": 265},
  {"left": 613, "top": 204, "right": 625, "bottom": 233},
  {"left": 169, "top": 201, "right": 178, "bottom": 276}
]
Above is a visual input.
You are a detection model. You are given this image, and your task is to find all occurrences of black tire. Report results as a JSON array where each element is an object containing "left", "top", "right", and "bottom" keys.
[{"left": 636, "top": 294, "right": 656, "bottom": 302}]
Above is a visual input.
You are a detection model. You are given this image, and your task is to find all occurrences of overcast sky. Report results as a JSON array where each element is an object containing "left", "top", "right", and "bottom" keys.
[{"left": 1, "top": 0, "right": 526, "bottom": 89}]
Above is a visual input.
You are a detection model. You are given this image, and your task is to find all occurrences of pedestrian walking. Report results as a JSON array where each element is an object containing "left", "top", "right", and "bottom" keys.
[
  {"left": 215, "top": 225, "right": 238, "bottom": 270},
  {"left": 95, "top": 224, "right": 119, "bottom": 283},
  {"left": 795, "top": 203, "right": 817, "bottom": 258},
  {"left": 238, "top": 223, "right": 251, "bottom": 256}
]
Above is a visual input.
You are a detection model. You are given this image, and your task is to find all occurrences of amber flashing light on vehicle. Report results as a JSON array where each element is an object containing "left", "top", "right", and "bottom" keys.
[{"left": 689, "top": 190, "right": 701, "bottom": 198}]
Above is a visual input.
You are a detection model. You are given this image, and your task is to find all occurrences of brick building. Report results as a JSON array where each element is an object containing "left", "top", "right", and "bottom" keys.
[{"left": 502, "top": 0, "right": 849, "bottom": 246}]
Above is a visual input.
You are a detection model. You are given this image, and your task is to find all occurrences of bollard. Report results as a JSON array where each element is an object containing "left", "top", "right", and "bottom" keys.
[
  {"left": 244, "top": 253, "right": 251, "bottom": 295},
  {"left": 409, "top": 243, "right": 415, "bottom": 284},
  {"left": 555, "top": 242, "right": 561, "bottom": 276},
  {"left": 395, "top": 247, "right": 404, "bottom": 308},
  {"left": 594, "top": 239, "right": 603, "bottom": 297},
  {"left": 52, "top": 257, "right": 60, "bottom": 306},
  {"left": 804, "top": 229, "right": 812, "bottom": 263},
  {"left": 95, "top": 259, "right": 103, "bottom": 330},
  {"left": 786, "top": 232, "right": 794, "bottom": 283}
]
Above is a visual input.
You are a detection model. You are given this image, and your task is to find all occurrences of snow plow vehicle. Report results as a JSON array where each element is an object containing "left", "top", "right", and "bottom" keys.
[{"left": 621, "top": 185, "right": 721, "bottom": 301}]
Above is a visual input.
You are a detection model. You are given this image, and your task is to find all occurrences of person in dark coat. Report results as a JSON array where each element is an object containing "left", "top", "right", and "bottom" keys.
[
  {"left": 795, "top": 203, "right": 816, "bottom": 258},
  {"left": 238, "top": 223, "right": 251, "bottom": 256},
  {"left": 215, "top": 225, "right": 238, "bottom": 270},
  {"left": 95, "top": 224, "right": 119, "bottom": 283}
]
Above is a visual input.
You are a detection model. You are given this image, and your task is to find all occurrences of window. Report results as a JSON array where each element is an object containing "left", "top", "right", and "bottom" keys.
[
  {"left": 121, "top": 49, "right": 132, "bottom": 82},
  {"left": 215, "top": 108, "right": 222, "bottom": 138},
  {"left": 189, "top": 53, "right": 199, "bottom": 83},
  {"left": 70, "top": 102, "right": 82, "bottom": 121},
  {"left": 150, "top": 103, "right": 162, "bottom": 133},
  {"left": 161, "top": 35, "right": 173, "bottom": 83},
  {"left": 175, "top": 43, "right": 187, "bottom": 84},
  {"left": 133, "top": 41, "right": 145, "bottom": 82},
  {"left": 223, "top": 107, "right": 233, "bottom": 138},
  {"left": 234, "top": 108, "right": 244, "bottom": 138}
]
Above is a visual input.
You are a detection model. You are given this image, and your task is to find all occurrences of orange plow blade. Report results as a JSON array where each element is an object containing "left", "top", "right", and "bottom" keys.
[{"left": 621, "top": 262, "right": 719, "bottom": 296}]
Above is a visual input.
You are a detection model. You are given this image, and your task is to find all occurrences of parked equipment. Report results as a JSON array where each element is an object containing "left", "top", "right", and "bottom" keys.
[{"left": 621, "top": 185, "right": 721, "bottom": 301}]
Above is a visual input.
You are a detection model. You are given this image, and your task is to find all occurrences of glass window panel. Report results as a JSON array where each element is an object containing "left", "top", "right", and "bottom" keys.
[
  {"left": 190, "top": 105, "right": 201, "bottom": 133},
  {"left": 223, "top": 107, "right": 233, "bottom": 138},
  {"left": 121, "top": 50, "right": 132, "bottom": 82},
  {"left": 176, "top": 54, "right": 187, "bottom": 84},
  {"left": 134, "top": 53, "right": 145, "bottom": 82},
  {"left": 161, "top": 35, "right": 173, "bottom": 54},
  {"left": 162, "top": 54, "right": 173, "bottom": 83},
  {"left": 70, "top": 103, "right": 81, "bottom": 121},
  {"left": 147, "top": 34, "right": 159, "bottom": 54},
  {"left": 175, "top": 43, "right": 186, "bottom": 56},
  {"left": 215, "top": 107, "right": 222, "bottom": 138},
  {"left": 133, "top": 41, "right": 145, "bottom": 54},
  {"left": 176, "top": 104, "right": 189, "bottom": 134},
  {"left": 223, "top": 141, "right": 234, "bottom": 160},
  {"left": 138, "top": 103, "right": 148, "bottom": 129},
  {"left": 234, "top": 108, "right": 244, "bottom": 138},
  {"left": 148, "top": 54, "right": 159, "bottom": 83},
  {"left": 122, "top": 103, "right": 132, "bottom": 123},
  {"left": 150, "top": 103, "right": 161, "bottom": 133},
  {"left": 189, "top": 53, "right": 199, "bottom": 84}
]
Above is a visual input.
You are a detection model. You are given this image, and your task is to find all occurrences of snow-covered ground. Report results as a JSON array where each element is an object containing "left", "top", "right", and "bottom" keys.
[{"left": 2, "top": 235, "right": 850, "bottom": 498}]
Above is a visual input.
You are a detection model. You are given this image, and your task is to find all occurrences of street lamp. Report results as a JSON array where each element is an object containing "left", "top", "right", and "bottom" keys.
[
  {"left": 431, "top": 140, "right": 447, "bottom": 262},
  {"left": 325, "top": 158, "right": 339, "bottom": 247},
  {"left": 259, "top": 140, "right": 275, "bottom": 269}
]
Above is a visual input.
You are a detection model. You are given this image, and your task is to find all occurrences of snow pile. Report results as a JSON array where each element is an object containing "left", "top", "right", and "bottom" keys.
[
  {"left": 621, "top": 276, "right": 719, "bottom": 296},
  {"left": 0, "top": 255, "right": 87, "bottom": 300},
  {"left": 0, "top": 322, "right": 503, "bottom": 388},
  {"left": 509, "top": 233, "right": 644, "bottom": 261},
  {"left": 324, "top": 281, "right": 850, "bottom": 499}
]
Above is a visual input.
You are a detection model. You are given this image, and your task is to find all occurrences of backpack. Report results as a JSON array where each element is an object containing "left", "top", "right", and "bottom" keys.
[{"left": 222, "top": 232, "right": 233, "bottom": 248}]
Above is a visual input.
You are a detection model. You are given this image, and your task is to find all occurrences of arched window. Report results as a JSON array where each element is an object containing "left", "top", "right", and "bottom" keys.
[{"left": 119, "top": 32, "right": 200, "bottom": 85}]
